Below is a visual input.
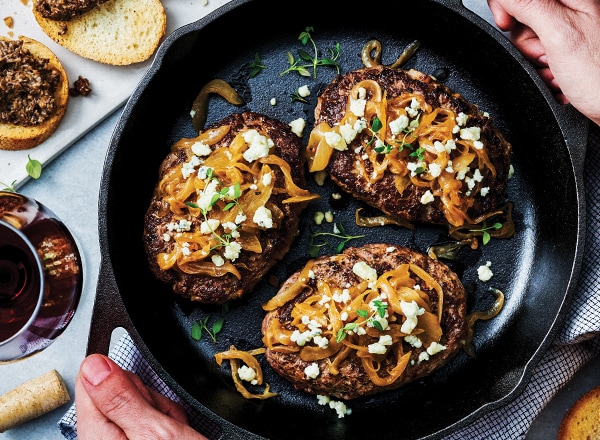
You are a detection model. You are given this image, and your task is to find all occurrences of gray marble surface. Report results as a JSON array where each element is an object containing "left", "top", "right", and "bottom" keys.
[{"left": 1, "top": 1, "right": 593, "bottom": 439}]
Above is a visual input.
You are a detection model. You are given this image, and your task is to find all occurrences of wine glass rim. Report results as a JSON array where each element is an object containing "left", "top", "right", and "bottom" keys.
[{"left": 0, "top": 219, "right": 45, "bottom": 345}]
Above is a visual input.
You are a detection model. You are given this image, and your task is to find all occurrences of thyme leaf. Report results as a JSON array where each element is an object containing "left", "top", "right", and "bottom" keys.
[
  {"left": 469, "top": 221, "right": 503, "bottom": 245},
  {"left": 280, "top": 26, "right": 341, "bottom": 78},
  {"left": 191, "top": 303, "right": 229, "bottom": 342},
  {"left": 336, "top": 301, "right": 389, "bottom": 342},
  {"left": 248, "top": 52, "right": 267, "bottom": 78},
  {"left": 308, "top": 221, "right": 364, "bottom": 257}
]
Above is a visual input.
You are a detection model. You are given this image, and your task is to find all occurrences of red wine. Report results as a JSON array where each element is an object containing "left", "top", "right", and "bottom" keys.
[
  {"left": 0, "top": 225, "right": 43, "bottom": 342},
  {"left": 0, "top": 191, "right": 83, "bottom": 361}
]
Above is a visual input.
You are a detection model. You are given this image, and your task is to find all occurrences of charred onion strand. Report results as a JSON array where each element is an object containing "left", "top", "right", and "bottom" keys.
[
  {"left": 463, "top": 288, "right": 505, "bottom": 358},
  {"left": 214, "top": 345, "right": 278, "bottom": 399},
  {"left": 361, "top": 39, "right": 421, "bottom": 69},
  {"left": 355, "top": 207, "right": 414, "bottom": 230},
  {"left": 427, "top": 238, "right": 478, "bottom": 260},
  {"left": 191, "top": 79, "right": 245, "bottom": 132}
]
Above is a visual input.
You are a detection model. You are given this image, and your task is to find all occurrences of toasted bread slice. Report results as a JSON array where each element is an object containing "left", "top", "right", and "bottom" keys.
[
  {"left": 32, "top": 0, "right": 167, "bottom": 65},
  {"left": 261, "top": 243, "right": 468, "bottom": 400},
  {"left": 0, "top": 36, "right": 69, "bottom": 151},
  {"left": 558, "top": 384, "right": 600, "bottom": 440}
]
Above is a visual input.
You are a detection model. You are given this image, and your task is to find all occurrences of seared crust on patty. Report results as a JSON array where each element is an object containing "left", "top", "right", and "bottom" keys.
[
  {"left": 310, "top": 66, "right": 512, "bottom": 226},
  {"left": 144, "top": 111, "right": 313, "bottom": 304},
  {"left": 261, "top": 243, "right": 468, "bottom": 400}
]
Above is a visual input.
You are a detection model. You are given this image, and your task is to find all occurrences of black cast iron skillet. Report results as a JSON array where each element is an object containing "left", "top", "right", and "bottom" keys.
[{"left": 89, "top": 0, "right": 588, "bottom": 438}]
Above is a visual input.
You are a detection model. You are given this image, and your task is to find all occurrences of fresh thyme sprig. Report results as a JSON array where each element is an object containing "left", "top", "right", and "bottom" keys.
[
  {"left": 290, "top": 89, "right": 309, "bottom": 104},
  {"left": 0, "top": 180, "right": 17, "bottom": 192},
  {"left": 191, "top": 303, "right": 229, "bottom": 342},
  {"left": 308, "top": 221, "right": 364, "bottom": 257},
  {"left": 336, "top": 299, "right": 388, "bottom": 342},
  {"left": 280, "top": 26, "right": 341, "bottom": 78},
  {"left": 185, "top": 172, "right": 243, "bottom": 251},
  {"left": 469, "top": 221, "right": 503, "bottom": 245},
  {"left": 248, "top": 52, "right": 267, "bottom": 78}
]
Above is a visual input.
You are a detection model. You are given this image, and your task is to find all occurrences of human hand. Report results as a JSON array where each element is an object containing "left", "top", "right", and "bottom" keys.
[
  {"left": 75, "top": 354, "right": 208, "bottom": 440},
  {"left": 487, "top": 0, "right": 600, "bottom": 126}
]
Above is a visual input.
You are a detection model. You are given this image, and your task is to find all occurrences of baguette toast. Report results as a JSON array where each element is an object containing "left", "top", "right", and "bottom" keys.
[
  {"left": 32, "top": 0, "right": 167, "bottom": 65},
  {"left": 0, "top": 36, "right": 69, "bottom": 151}
]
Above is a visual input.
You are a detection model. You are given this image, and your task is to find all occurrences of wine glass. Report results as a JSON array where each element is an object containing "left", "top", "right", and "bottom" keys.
[{"left": 0, "top": 191, "right": 84, "bottom": 363}]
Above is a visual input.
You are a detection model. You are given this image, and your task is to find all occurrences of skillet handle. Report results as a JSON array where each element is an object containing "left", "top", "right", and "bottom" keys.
[{"left": 86, "top": 260, "right": 135, "bottom": 356}]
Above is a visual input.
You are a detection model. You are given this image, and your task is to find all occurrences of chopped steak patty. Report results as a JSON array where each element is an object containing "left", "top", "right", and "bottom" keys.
[
  {"left": 262, "top": 243, "right": 468, "bottom": 400},
  {"left": 144, "top": 112, "right": 312, "bottom": 304},
  {"left": 310, "top": 66, "right": 512, "bottom": 227}
]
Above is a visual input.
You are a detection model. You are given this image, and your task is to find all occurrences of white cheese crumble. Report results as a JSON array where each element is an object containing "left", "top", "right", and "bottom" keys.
[
  {"left": 420, "top": 190, "right": 435, "bottom": 205},
  {"left": 352, "top": 261, "right": 378, "bottom": 282},
  {"left": 304, "top": 363, "right": 320, "bottom": 379},
  {"left": 389, "top": 115, "right": 409, "bottom": 134},
  {"left": 253, "top": 206, "right": 273, "bottom": 229},
  {"left": 237, "top": 365, "right": 258, "bottom": 385},
  {"left": 242, "top": 129, "right": 274, "bottom": 162},
  {"left": 459, "top": 126, "right": 481, "bottom": 141},
  {"left": 316, "top": 395, "right": 352, "bottom": 418},
  {"left": 324, "top": 131, "right": 347, "bottom": 151},
  {"left": 368, "top": 335, "right": 393, "bottom": 354},
  {"left": 289, "top": 117, "right": 306, "bottom": 137},
  {"left": 400, "top": 300, "right": 425, "bottom": 334},
  {"left": 350, "top": 98, "right": 367, "bottom": 117},
  {"left": 224, "top": 241, "right": 242, "bottom": 261},
  {"left": 211, "top": 254, "right": 224, "bottom": 267},
  {"left": 298, "top": 85, "right": 310, "bottom": 97},
  {"left": 477, "top": 261, "right": 494, "bottom": 282},
  {"left": 191, "top": 141, "right": 212, "bottom": 157}
]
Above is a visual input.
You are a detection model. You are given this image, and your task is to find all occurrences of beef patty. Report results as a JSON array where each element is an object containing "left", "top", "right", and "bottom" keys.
[
  {"left": 144, "top": 111, "right": 315, "bottom": 304},
  {"left": 262, "top": 243, "right": 468, "bottom": 400},
  {"left": 307, "top": 66, "right": 512, "bottom": 227}
]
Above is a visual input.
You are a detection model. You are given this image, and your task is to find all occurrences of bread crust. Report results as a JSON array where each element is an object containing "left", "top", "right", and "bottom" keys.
[
  {"left": 32, "top": 0, "right": 166, "bottom": 65},
  {"left": 0, "top": 36, "right": 69, "bottom": 151},
  {"left": 558, "top": 384, "right": 600, "bottom": 440}
]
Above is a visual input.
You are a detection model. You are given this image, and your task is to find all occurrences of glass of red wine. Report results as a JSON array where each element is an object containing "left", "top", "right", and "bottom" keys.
[{"left": 0, "top": 191, "right": 83, "bottom": 363}]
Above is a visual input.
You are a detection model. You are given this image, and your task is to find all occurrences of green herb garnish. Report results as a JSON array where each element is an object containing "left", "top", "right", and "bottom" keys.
[
  {"left": 470, "top": 221, "right": 503, "bottom": 245},
  {"left": 26, "top": 155, "right": 42, "bottom": 179},
  {"left": 336, "top": 300, "right": 389, "bottom": 342},
  {"left": 308, "top": 221, "right": 364, "bottom": 257},
  {"left": 248, "top": 52, "right": 267, "bottom": 78},
  {"left": 280, "top": 26, "right": 341, "bottom": 78},
  {"left": 0, "top": 180, "right": 17, "bottom": 192},
  {"left": 191, "top": 303, "right": 229, "bottom": 342}
]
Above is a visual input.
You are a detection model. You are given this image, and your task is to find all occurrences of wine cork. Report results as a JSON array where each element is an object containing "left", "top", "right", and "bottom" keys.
[{"left": 0, "top": 369, "right": 71, "bottom": 432}]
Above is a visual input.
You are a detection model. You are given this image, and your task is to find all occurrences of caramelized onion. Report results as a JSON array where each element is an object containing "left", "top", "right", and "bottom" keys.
[
  {"left": 263, "top": 260, "right": 446, "bottom": 388},
  {"left": 214, "top": 345, "right": 278, "bottom": 400},
  {"left": 463, "top": 288, "right": 505, "bottom": 358},
  {"left": 361, "top": 39, "right": 421, "bottom": 69},
  {"left": 191, "top": 79, "right": 244, "bottom": 132}
]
